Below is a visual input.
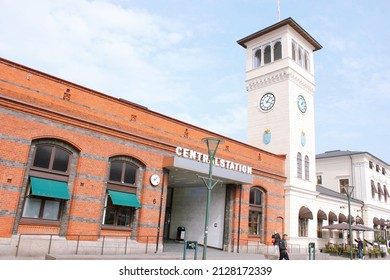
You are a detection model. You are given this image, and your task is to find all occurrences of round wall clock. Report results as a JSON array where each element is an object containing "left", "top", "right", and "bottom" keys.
[
  {"left": 259, "top": 93, "right": 276, "bottom": 111},
  {"left": 150, "top": 174, "right": 160, "bottom": 186},
  {"left": 297, "top": 95, "right": 307, "bottom": 113}
]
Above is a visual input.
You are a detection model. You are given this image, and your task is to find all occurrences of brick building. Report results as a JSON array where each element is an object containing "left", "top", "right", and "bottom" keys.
[{"left": 0, "top": 56, "right": 286, "bottom": 256}]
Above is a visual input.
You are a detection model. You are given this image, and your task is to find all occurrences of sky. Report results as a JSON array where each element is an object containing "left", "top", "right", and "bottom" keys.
[{"left": 1, "top": 0, "right": 389, "bottom": 163}]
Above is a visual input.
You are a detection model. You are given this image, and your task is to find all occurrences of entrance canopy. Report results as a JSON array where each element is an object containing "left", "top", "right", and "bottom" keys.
[{"left": 164, "top": 155, "right": 253, "bottom": 188}]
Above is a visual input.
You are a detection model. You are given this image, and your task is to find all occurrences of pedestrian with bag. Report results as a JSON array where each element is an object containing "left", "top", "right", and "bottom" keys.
[{"left": 279, "top": 234, "right": 289, "bottom": 260}]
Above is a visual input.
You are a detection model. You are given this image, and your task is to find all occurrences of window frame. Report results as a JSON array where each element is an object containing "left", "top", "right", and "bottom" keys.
[
  {"left": 102, "top": 195, "right": 136, "bottom": 228},
  {"left": 297, "top": 152, "right": 302, "bottom": 178},
  {"left": 248, "top": 187, "right": 265, "bottom": 237},
  {"left": 31, "top": 144, "right": 72, "bottom": 175},
  {"left": 304, "top": 155, "right": 309, "bottom": 180},
  {"left": 108, "top": 160, "right": 138, "bottom": 188},
  {"left": 19, "top": 141, "right": 75, "bottom": 226}
]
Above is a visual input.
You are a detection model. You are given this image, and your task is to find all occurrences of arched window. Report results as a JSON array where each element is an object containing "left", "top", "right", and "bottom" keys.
[
  {"left": 378, "top": 183, "right": 383, "bottom": 201},
  {"left": 297, "top": 153, "right": 302, "bottom": 178},
  {"left": 254, "top": 48, "right": 262, "bottom": 68},
  {"left": 304, "top": 155, "right": 309, "bottom": 180},
  {"left": 328, "top": 211, "right": 337, "bottom": 238},
  {"left": 32, "top": 144, "right": 71, "bottom": 173},
  {"left": 371, "top": 180, "right": 377, "bottom": 199},
  {"left": 304, "top": 51, "right": 310, "bottom": 71},
  {"left": 103, "top": 157, "right": 143, "bottom": 228},
  {"left": 109, "top": 161, "right": 137, "bottom": 185},
  {"left": 264, "top": 45, "right": 271, "bottom": 64},
  {"left": 317, "top": 210, "right": 327, "bottom": 238},
  {"left": 248, "top": 187, "right": 265, "bottom": 237},
  {"left": 274, "top": 41, "right": 282, "bottom": 61},
  {"left": 21, "top": 141, "right": 76, "bottom": 222},
  {"left": 298, "top": 206, "right": 313, "bottom": 237},
  {"left": 292, "top": 41, "right": 297, "bottom": 61},
  {"left": 298, "top": 46, "right": 303, "bottom": 66}
]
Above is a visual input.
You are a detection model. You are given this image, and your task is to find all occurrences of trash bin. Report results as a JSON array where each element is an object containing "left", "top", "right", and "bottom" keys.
[
  {"left": 176, "top": 226, "right": 185, "bottom": 241},
  {"left": 308, "top": 242, "right": 315, "bottom": 260}
]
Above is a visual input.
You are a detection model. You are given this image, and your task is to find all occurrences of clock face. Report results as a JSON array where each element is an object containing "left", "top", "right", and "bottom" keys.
[
  {"left": 150, "top": 174, "right": 160, "bottom": 186},
  {"left": 297, "top": 95, "right": 307, "bottom": 113},
  {"left": 259, "top": 93, "right": 276, "bottom": 111}
]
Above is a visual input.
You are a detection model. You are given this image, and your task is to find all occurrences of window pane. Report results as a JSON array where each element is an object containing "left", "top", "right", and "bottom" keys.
[
  {"left": 124, "top": 163, "right": 136, "bottom": 184},
  {"left": 292, "top": 42, "right": 296, "bottom": 61},
  {"left": 52, "top": 148, "right": 70, "bottom": 172},
  {"left": 264, "top": 45, "right": 271, "bottom": 64},
  {"left": 33, "top": 145, "right": 52, "bottom": 169},
  {"left": 42, "top": 200, "right": 60, "bottom": 220},
  {"left": 250, "top": 190, "right": 255, "bottom": 204},
  {"left": 109, "top": 161, "right": 123, "bottom": 182},
  {"left": 117, "top": 208, "right": 132, "bottom": 226},
  {"left": 274, "top": 41, "right": 282, "bottom": 60},
  {"left": 254, "top": 49, "right": 261, "bottom": 68},
  {"left": 104, "top": 208, "right": 116, "bottom": 225},
  {"left": 255, "top": 191, "right": 261, "bottom": 205},
  {"left": 22, "top": 197, "right": 42, "bottom": 218},
  {"left": 305, "top": 156, "right": 309, "bottom": 180},
  {"left": 297, "top": 153, "right": 302, "bottom": 178}
]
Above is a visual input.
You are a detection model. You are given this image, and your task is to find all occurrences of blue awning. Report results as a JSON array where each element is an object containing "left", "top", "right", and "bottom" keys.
[
  {"left": 108, "top": 190, "right": 141, "bottom": 208},
  {"left": 30, "top": 177, "right": 70, "bottom": 200}
]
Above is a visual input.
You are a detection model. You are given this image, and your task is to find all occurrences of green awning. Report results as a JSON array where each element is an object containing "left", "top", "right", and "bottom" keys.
[
  {"left": 30, "top": 177, "right": 70, "bottom": 200},
  {"left": 108, "top": 190, "right": 141, "bottom": 208}
]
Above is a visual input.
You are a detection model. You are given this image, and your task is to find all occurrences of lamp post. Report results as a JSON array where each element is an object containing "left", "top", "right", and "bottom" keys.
[
  {"left": 201, "top": 137, "right": 223, "bottom": 260},
  {"left": 342, "top": 185, "right": 355, "bottom": 260}
]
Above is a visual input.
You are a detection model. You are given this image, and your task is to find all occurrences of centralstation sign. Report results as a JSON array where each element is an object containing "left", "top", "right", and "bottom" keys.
[{"left": 175, "top": 146, "right": 253, "bottom": 175}]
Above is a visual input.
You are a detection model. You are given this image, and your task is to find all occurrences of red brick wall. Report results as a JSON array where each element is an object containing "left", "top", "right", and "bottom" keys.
[{"left": 0, "top": 57, "right": 286, "bottom": 245}]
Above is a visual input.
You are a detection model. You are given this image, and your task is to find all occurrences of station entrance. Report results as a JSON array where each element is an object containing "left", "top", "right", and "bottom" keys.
[{"left": 162, "top": 153, "right": 253, "bottom": 250}]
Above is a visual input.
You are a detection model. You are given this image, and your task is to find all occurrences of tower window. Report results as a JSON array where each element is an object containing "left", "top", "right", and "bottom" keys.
[
  {"left": 291, "top": 40, "right": 310, "bottom": 72},
  {"left": 274, "top": 41, "right": 282, "bottom": 61},
  {"left": 264, "top": 45, "right": 271, "bottom": 64},
  {"left": 252, "top": 39, "right": 282, "bottom": 69},
  {"left": 254, "top": 48, "right": 262, "bottom": 68},
  {"left": 304, "top": 155, "right": 309, "bottom": 180},
  {"left": 292, "top": 41, "right": 297, "bottom": 61},
  {"left": 297, "top": 152, "right": 302, "bottom": 178}
]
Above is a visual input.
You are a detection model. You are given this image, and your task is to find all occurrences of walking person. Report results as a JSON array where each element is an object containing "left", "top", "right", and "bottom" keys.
[
  {"left": 279, "top": 234, "right": 289, "bottom": 260},
  {"left": 355, "top": 237, "right": 364, "bottom": 259},
  {"left": 272, "top": 231, "right": 281, "bottom": 254}
]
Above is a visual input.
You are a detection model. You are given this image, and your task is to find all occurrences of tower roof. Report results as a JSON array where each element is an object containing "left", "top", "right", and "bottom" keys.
[{"left": 237, "top": 17, "right": 322, "bottom": 51}]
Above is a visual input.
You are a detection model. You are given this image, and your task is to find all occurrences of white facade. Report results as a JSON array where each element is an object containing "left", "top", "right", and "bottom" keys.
[
  {"left": 239, "top": 18, "right": 390, "bottom": 249},
  {"left": 316, "top": 150, "right": 390, "bottom": 242}
]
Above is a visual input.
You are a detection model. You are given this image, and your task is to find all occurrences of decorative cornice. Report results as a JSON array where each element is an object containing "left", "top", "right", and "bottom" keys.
[{"left": 246, "top": 68, "right": 315, "bottom": 93}]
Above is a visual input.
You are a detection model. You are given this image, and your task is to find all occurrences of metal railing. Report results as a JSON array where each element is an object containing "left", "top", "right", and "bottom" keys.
[
  {"left": 231, "top": 238, "right": 302, "bottom": 255},
  {"left": 14, "top": 234, "right": 158, "bottom": 257}
]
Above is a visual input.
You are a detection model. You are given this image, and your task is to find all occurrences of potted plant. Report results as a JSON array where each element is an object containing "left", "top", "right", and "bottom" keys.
[
  {"left": 373, "top": 248, "right": 380, "bottom": 258},
  {"left": 362, "top": 248, "right": 367, "bottom": 258},
  {"left": 368, "top": 248, "right": 373, "bottom": 259},
  {"left": 343, "top": 247, "right": 357, "bottom": 259},
  {"left": 324, "top": 245, "right": 338, "bottom": 256}
]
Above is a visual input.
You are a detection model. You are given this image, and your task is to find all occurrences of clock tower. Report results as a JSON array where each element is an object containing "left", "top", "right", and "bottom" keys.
[{"left": 238, "top": 18, "right": 322, "bottom": 243}]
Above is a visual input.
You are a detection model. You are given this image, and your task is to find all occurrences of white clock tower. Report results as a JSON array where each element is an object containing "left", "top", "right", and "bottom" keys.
[{"left": 238, "top": 18, "right": 322, "bottom": 243}]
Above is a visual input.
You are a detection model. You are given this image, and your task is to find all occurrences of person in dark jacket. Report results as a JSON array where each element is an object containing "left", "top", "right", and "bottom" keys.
[
  {"left": 355, "top": 237, "right": 364, "bottom": 259},
  {"left": 272, "top": 231, "right": 281, "bottom": 254},
  {"left": 279, "top": 234, "right": 289, "bottom": 260}
]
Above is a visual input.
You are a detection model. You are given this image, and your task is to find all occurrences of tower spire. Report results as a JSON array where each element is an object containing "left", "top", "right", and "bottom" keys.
[{"left": 278, "top": 0, "right": 281, "bottom": 21}]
